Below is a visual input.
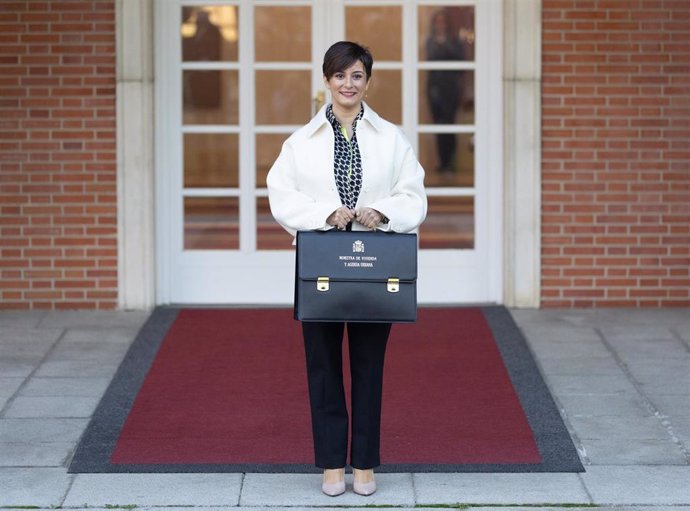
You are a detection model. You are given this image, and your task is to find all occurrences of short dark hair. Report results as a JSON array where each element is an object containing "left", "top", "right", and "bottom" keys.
[{"left": 322, "top": 41, "right": 373, "bottom": 80}]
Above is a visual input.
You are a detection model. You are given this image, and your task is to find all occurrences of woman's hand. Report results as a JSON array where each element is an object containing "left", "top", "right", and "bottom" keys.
[
  {"left": 355, "top": 208, "right": 384, "bottom": 230},
  {"left": 327, "top": 206, "right": 355, "bottom": 230}
]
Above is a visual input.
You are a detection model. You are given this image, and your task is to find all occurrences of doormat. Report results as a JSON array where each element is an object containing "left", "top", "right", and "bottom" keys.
[{"left": 69, "top": 306, "right": 583, "bottom": 473}]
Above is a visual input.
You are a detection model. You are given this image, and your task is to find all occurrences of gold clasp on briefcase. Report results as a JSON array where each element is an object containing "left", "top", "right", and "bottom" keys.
[
  {"left": 387, "top": 278, "right": 400, "bottom": 293},
  {"left": 317, "top": 277, "right": 329, "bottom": 292}
]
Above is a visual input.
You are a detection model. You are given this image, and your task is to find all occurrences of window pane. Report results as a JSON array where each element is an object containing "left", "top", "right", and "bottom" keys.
[
  {"left": 257, "top": 197, "right": 292, "bottom": 250},
  {"left": 256, "top": 134, "right": 288, "bottom": 188},
  {"left": 183, "top": 70, "right": 239, "bottom": 125},
  {"left": 366, "top": 69, "right": 401, "bottom": 125},
  {"left": 255, "top": 6, "right": 311, "bottom": 62},
  {"left": 256, "top": 71, "right": 311, "bottom": 125},
  {"left": 418, "top": 133, "right": 474, "bottom": 187},
  {"left": 418, "top": 70, "right": 474, "bottom": 125},
  {"left": 419, "top": 196, "right": 474, "bottom": 249},
  {"left": 184, "top": 134, "right": 238, "bottom": 188},
  {"left": 418, "top": 6, "right": 475, "bottom": 62},
  {"left": 184, "top": 197, "right": 239, "bottom": 250},
  {"left": 345, "top": 6, "right": 401, "bottom": 61},
  {"left": 181, "top": 6, "right": 238, "bottom": 62}
]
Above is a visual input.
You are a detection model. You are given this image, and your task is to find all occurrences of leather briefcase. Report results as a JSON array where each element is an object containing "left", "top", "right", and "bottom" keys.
[{"left": 295, "top": 230, "right": 418, "bottom": 323}]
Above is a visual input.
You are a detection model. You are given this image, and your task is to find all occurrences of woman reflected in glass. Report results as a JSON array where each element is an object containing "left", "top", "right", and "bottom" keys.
[{"left": 426, "top": 10, "right": 465, "bottom": 177}]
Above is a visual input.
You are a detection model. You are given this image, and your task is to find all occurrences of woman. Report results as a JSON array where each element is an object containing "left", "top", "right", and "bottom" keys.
[{"left": 267, "top": 41, "right": 426, "bottom": 497}]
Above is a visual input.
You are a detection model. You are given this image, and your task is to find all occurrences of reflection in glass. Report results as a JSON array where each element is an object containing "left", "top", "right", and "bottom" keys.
[
  {"left": 257, "top": 197, "right": 292, "bottom": 250},
  {"left": 181, "top": 6, "right": 238, "bottom": 62},
  {"left": 418, "top": 6, "right": 475, "bottom": 62},
  {"left": 345, "top": 6, "right": 402, "bottom": 61},
  {"left": 419, "top": 196, "right": 474, "bottom": 249},
  {"left": 418, "top": 70, "right": 474, "bottom": 126},
  {"left": 419, "top": 133, "right": 474, "bottom": 187},
  {"left": 183, "top": 70, "right": 239, "bottom": 125},
  {"left": 184, "top": 197, "right": 239, "bottom": 250},
  {"left": 255, "top": 6, "right": 311, "bottom": 62},
  {"left": 256, "top": 71, "right": 311, "bottom": 125},
  {"left": 365, "top": 70, "right": 401, "bottom": 124},
  {"left": 184, "top": 134, "right": 238, "bottom": 188},
  {"left": 418, "top": 5, "right": 475, "bottom": 177},
  {"left": 256, "top": 134, "right": 288, "bottom": 188},
  {"left": 418, "top": 68, "right": 474, "bottom": 182}
]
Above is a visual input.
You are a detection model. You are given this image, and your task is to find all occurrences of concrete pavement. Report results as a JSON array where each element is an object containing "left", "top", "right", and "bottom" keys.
[{"left": 1, "top": 307, "right": 689, "bottom": 508}]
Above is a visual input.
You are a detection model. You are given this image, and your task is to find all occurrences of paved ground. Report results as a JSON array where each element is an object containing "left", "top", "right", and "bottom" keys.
[{"left": 0, "top": 308, "right": 689, "bottom": 509}]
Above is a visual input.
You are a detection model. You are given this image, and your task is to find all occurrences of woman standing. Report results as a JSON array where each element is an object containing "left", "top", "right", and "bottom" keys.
[{"left": 267, "top": 41, "right": 426, "bottom": 497}]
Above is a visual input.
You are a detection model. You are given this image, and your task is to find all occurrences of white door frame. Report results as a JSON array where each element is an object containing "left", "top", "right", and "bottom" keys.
[
  {"left": 116, "top": 0, "right": 541, "bottom": 309},
  {"left": 416, "top": 0, "right": 504, "bottom": 304}
]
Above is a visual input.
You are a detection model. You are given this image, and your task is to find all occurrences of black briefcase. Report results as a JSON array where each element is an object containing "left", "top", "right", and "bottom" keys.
[{"left": 295, "top": 230, "right": 418, "bottom": 323}]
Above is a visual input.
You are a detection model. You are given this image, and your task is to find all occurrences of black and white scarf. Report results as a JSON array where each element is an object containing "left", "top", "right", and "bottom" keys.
[{"left": 326, "top": 104, "right": 364, "bottom": 210}]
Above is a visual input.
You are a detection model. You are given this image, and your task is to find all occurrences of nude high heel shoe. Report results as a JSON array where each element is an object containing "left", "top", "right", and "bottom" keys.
[
  {"left": 322, "top": 468, "right": 345, "bottom": 497},
  {"left": 353, "top": 468, "right": 376, "bottom": 496}
]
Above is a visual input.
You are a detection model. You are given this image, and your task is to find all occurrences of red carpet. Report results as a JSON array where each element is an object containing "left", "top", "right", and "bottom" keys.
[{"left": 110, "top": 308, "right": 541, "bottom": 466}]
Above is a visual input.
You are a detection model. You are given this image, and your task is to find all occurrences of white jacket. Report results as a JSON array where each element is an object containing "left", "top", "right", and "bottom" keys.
[{"left": 266, "top": 103, "right": 427, "bottom": 238}]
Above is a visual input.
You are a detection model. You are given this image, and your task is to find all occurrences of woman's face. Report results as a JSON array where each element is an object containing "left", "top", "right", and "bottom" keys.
[{"left": 324, "top": 60, "right": 370, "bottom": 112}]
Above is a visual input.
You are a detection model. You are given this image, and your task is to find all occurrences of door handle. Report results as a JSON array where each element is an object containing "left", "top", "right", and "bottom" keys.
[{"left": 313, "top": 90, "right": 325, "bottom": 115}]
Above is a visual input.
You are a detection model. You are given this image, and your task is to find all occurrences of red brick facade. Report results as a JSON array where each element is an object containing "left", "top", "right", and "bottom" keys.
[
  {"left": 0, "top": 1, "right": 117, "bottom": 309},
  {"left": 1, "top": 1, "right": 688, "bottom": 309},
  {"left": 541, "top": 0, "right": 690, "bottom": 307}
]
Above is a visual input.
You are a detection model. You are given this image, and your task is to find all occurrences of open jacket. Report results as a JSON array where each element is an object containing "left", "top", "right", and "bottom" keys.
[{"left": 267, "top": 103, "right": 427, "bottom": 238}]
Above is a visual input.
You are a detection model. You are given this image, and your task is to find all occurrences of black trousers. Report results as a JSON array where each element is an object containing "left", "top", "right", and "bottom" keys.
[{"left": 302, "top": 321, "right": 391, "bottom": 470}]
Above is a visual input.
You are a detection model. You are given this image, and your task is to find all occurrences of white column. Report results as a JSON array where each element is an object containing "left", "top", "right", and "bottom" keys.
[
  {"left": 503, "top": 0, "right": 542, "bottom": 308},
  {"left": 116, "top": 0, "right": 155, "bottom": 309}
]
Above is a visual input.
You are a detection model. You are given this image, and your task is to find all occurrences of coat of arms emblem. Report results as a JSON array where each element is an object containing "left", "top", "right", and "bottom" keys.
[{"left": 352, "top": 240, "right": 365, "bottom": 253}]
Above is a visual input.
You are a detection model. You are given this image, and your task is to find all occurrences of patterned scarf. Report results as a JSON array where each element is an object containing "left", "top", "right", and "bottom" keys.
[{"left": 326, "top": 104, "right": 364, "bottom": 210}]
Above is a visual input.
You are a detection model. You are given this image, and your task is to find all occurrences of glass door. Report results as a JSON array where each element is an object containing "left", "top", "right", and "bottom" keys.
[
  {"left": 342, "top": 1, "right": 502, "bottom": 303},
  {"left": 155, "top": 0, "right": 502, "bottom": 304}
]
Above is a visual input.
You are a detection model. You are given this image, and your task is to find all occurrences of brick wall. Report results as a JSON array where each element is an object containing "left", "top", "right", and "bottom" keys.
[
  {"left": 0, "top": 1, "right": 117, "bottom": 310},
  {"left": 541, "top": 0, "right": 690, "bottom": 307},
  {"left": 2, "top": 1, "right": 688, "bottom": 310}
]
